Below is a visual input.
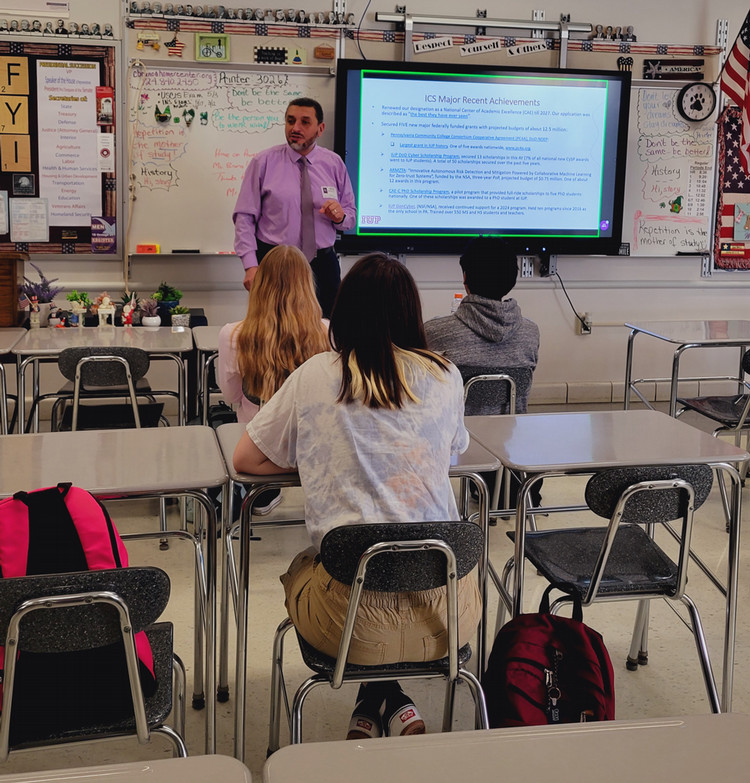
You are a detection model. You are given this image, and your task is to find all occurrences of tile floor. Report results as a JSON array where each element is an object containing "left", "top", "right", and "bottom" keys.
[{"left": 2, "top": 405, "right": 750, "bottom": 780}]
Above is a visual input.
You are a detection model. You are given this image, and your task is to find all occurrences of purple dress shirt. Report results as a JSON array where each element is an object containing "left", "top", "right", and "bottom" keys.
[{"left": 232, "top": 142, "right": 357, "bottom": 269}]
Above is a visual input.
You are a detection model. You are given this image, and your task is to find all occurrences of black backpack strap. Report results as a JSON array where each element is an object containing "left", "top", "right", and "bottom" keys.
[
  {"left": 17, "top": 486, "right": 88, "bottom": 575},
  {"left": 539, "top": 583, "right": 584, "bottom": 622}
]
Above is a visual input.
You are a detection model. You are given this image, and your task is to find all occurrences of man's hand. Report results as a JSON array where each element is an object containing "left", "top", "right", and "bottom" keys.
[
  {"left": 243, "top": 266, "right": 258, "bottom": 291},
  {"left": 321, "top": 199, "right": 345, "bottom": 224}
]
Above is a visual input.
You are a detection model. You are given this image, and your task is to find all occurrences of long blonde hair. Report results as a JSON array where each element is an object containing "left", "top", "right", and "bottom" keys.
[{"left": 235, "top": 245, "right": 329, "bottom": 402}]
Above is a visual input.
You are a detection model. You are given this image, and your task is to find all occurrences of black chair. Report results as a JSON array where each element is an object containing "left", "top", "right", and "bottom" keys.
[
  {"left": 676, "top": 350, "right": 750, "bottom": 524},
  {"left": 268, "top": 521, "right": 488, "bottom": 751},
  {"left": 503, "top": 464, "right": 720, "bottom": 713},
  {"left": 0, "top": 566, "right": 187, "bottom": 760},
  {"left": 461, "top": 367, "right": 537, "bottom": 515},
  {"left": 676, "top": 350, "right": 750, "bottom": 446},
  {"left": 460, "top": 366, "right": 533, "bottom": 417},
  {"left": 54, "top": 347, "right": 165, "bottom": 430}
]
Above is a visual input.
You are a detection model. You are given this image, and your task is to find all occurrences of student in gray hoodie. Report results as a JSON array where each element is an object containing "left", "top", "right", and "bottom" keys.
[
  {"left": 424, "top": 236, "right": 539, "bottom": 414},
  {"left": 425, "top": 236, "right": 541, "bottom": 506}
]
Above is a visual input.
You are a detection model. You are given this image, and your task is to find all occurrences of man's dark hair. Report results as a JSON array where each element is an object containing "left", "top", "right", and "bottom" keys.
[
  {"left": 287, "top": 97, "right": 324, "bottom": 124},
  {"left": 459, "top": 236, "right": 518, "bottom": 300}
]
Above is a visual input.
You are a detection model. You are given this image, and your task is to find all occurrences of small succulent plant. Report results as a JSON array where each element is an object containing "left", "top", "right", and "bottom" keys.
[
  {"left": 139, "top": 297, "right": 159, "bottom": 317},
  {"left": 170, "top": 304, "right": 190, "bottom": 315}
]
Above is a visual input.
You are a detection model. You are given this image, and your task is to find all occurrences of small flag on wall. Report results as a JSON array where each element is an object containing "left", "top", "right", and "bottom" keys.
[
  {"left": 720, "top": 11, "right": 750, "bottom": 174},
  {"left": 164, "top": 35, "right": 185, "bottom": 57}
]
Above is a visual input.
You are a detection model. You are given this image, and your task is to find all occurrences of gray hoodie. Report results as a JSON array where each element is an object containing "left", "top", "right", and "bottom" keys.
[{"left": 424, "top": 294, "right": 539, "bottom": 413}]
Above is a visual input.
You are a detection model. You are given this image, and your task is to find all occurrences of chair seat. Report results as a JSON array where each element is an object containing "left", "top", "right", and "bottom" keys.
[
  {"left": 508, "top": 525, "right": 679, "bottom": 596},
  {"left": 677, "top": 395, "right": 750, "bottom": 427},
  {"left": 59, "top": 401, "right": 164, "bottom": 430},
  {"left": 9, "top": 622, "right": 174, "bottom": 748},
  {"left": 296, "top": 629, "right": 473, "bottom": 675},
  {"left": 57, "top": 378, "right": 153, "bottom": 395}
]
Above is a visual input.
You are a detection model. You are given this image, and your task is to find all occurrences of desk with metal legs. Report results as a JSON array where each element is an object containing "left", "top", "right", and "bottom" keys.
[
  {"left": 192, "top": 325, "right": 223, "bottom": 425},
  {"left": 0, "top": 755, "right": 252, "bottom": 783},
  {"left": 466, "top": 409, "right": 748, "bottom": 712},
  {"left": 214, "top": 422, "right": 499, "bottom": 761},
  {"left": 0, "top": 329, "right": 24, "bottom": 433},
  {"left": 623, "top": 320, "right": 750, "bottom": 416},
  {"left": 262, "top": 714, "right": 750, "bottom": 783},
  {"left": 12, "top": 326, "right": 193, "bottom": 432},
  {"left": 0, "top": 426, "right": 227, "bottom": 754}
]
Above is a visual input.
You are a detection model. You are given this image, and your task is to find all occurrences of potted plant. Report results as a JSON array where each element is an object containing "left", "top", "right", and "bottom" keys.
[
  {"left": 139, "top": 296, "right": 161, "bottom": 327},
  {"left": 169, "top": 304, "right": 191, "bottom": 328},
  {"left": 66, "top": 290, "right": 91, "bottom": 327},
  {"left": 152, "top": 282, "right": 183, "bottom": 321},
  {"left": 20, "top": 262, "right": 64, "bottom": 326}
]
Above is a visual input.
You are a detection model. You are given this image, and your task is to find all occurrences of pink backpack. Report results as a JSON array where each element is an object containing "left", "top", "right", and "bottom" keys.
[{"left": 0, "top": 483, "right": 155, "bottom": 718}]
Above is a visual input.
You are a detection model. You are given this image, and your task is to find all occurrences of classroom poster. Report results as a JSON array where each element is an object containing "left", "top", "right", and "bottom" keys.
[{"left": 36, "top": 60, "right": 101, "bottom": 226}]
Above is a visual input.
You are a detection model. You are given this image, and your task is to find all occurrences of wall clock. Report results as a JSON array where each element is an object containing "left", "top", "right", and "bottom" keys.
[{"left": 676, "top": 82, "right": 716, "bottom": 122}]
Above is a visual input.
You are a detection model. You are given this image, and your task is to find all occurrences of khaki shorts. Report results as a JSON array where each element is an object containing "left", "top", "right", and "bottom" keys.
[{"left": 280, "top": 546, "right": 482, "bottom": 666}]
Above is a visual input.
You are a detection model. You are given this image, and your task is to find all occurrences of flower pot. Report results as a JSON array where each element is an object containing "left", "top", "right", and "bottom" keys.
[
  {"left": 141, "top": 315, "right": 161, "bottom": 327},
  {"left": 170, "top": 313, "right": 190, "bottom": 328}
]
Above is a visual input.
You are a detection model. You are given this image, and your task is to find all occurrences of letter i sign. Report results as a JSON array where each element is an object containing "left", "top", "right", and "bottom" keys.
[{"left": 0, "top": 57, "right": 31, "bottom": 171}]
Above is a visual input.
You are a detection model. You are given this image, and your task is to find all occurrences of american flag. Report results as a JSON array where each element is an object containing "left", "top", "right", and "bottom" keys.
[
  {"left": 164, "top": 35, "right": 185, "bottom": 56},
  {"left": 720, "top": 11, "right": 750, "bottom": 174},
  {"left": 715, "top": 106, "right": 750, "bottom": 268}
]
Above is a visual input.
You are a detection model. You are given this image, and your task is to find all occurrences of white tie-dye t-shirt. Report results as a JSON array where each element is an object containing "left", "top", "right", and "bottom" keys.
[{"left": 246, "top": 351, "right": 469, "bottom": 550}]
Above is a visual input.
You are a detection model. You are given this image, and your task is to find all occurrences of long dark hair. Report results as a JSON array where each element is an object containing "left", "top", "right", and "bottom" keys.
[{"left": 330, "top": 253, "right": 450, "bottom": 409}]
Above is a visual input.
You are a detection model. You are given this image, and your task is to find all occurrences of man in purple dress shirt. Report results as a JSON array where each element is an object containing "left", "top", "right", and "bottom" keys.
[{"left": 233, "top": 97, "right": 357, "bottom": 316}]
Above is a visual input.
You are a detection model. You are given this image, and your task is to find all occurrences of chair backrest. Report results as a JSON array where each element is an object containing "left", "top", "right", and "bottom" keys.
[
  {"left": 58, "top": 347, "right": 150, "bottom": 387},
  {"left": 585, "top": 465, "right": 713, "bottom": 523},
  {"left": 320, "top": 521, "right": 483, "bottom": 592},
  {"left": 0, "top": 566, "right": 169, "bottom": 653},
  {"left": 460, "top": 366, "right": 533, "bottom": 416},
  {"left": 742, "top": 349, "right": 750, "bottom": 376}
]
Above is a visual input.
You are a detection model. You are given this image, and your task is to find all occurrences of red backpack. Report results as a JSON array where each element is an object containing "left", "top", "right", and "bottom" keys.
[
  {"left": 483, "top": 584, "right": 615, "bottom": 727},
  {"left": 0, "top": 484, "right": 156, "bottom": 739}
]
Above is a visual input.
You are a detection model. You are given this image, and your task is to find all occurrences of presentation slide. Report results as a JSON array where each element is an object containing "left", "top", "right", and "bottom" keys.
[{"left": 355, "top": 72, "right": 611, "bottom": 238}]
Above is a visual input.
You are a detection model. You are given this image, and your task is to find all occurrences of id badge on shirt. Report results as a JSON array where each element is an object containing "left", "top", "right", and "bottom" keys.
[{"left": 321, "top": 186, "right": 338, "bottom": 200}]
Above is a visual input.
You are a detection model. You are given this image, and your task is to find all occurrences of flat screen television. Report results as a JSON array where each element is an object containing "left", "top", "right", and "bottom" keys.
[{"left": 334, "top": 59, "right": 631, "bottom": 258}]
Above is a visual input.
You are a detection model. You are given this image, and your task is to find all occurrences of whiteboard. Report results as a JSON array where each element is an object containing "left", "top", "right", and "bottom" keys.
[
  {"left": 126, "top": 63, "right": 334, "bottom": 254},
  {"left": 622, "top": 84, "right": 716, "bottom": 256}
]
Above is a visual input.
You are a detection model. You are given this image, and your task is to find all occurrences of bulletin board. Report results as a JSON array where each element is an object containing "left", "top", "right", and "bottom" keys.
[
  {"left": 0, "top": 38, "right": 120, "bottom": 258},
  {"left": 621, "top": 83, "right": 716, "bottom": 256}
]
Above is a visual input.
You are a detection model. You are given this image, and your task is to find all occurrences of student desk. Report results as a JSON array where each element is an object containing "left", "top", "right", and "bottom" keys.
[
  {"left": 0, "top": 426, "right": 227, "bottom": 754},
  {"left": 192, "top": 325, "right": 223, "bottom": 425},
  {"left": 465, "top": 409, "right": 748, "bottom": 711},
  {"left": 0, "top": 329, "right": 24, "bottom": 434},
  {"left": 215, "top": 422, "right": 500, "bottom": 761},
  {"left": 262, "top": 713, "right": 749, "bottom": 783},
  {"left": 623, "top": 319, "right": 750, "bottom": 416},
  {"left": 12, "top": 326, "right": 193, "bottom": 432},
  {"left": 0, "top": 755, "right": 252, "bottom": 783}
]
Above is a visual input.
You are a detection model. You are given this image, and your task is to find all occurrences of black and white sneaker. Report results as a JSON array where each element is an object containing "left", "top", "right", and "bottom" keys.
[{"left": 252, "top": 488, "right": 282, "bottom": 516}]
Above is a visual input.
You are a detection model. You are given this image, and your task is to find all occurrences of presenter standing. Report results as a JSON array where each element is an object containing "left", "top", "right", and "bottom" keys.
[{"left": 233, "top": 97, "right": 356, "bottom": 317}]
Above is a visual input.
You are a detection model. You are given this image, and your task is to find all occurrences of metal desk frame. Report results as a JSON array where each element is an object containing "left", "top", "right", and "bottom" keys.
[
  {"left": 12, "top": 326, "right": 192, "bottom": 432},
  {"left": 623, "top": 320, "right": 750, "bottom": 416},
  {"left": 467, "top": 409, "right": 748, "bottom": 712}
]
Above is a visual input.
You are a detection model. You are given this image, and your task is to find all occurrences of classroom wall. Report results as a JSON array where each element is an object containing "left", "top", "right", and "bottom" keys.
[{"left": 16, "top": 0, "right": 750, "bottom": 404}]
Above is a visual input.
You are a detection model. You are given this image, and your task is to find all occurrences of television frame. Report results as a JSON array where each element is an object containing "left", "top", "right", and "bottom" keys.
[{"left": 333, "top": 58, "right": 631, "bottom": 258}]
